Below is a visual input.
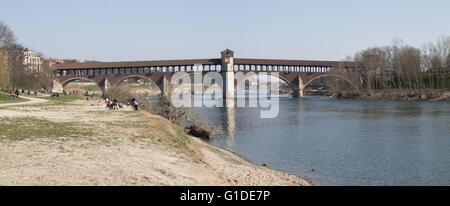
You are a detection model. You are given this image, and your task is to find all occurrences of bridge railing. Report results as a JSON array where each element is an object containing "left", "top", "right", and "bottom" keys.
[{"left": 233, "top": 64, "right": 334, "bottom": 73}]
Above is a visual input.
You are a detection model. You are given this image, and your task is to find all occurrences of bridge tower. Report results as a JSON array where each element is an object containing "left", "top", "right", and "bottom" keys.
[{"left": 221, "top": 49, "right": 235, "bottom": 107}]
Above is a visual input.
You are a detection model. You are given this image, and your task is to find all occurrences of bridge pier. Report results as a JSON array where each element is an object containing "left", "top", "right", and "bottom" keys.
[
  {"left": 98, "top": 78, "right": 112, "bottom": 96},
  {"left": 221, "top": 49, "right": 235, "bottom": 107},
  {"left": 293, "top": 75, "right": 305, "bottom": 98},
  {"left": 157, "top": 75, "right": 171, "bottom": 98},
  {"left": 52, "top": 80, "right": 64, "bottom": 93},
  {"left": 293, "top": 88, "right": 304, "bottom": 98}
]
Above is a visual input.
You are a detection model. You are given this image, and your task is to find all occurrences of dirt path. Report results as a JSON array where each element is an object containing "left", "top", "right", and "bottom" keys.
[{"left": 0, "top": 95, "right": 48, "bottom": 107}]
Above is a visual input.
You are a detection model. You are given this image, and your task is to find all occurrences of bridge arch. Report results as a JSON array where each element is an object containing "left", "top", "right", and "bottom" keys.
[
  {"left": 267, "top": 73, "right": 303, "bottom": 98},
  {"left": 258, "top": 73, "right": 297, "bottom": 94},
  {"left": 60, "top": 77, "right": 98, "bottom": 88},
  {"left": 111, "top": 74, "right": 162, "bottom": 95},
  {"left": 235, "top": 72, "right": 297, "bottom": 95},
  {"left": 270, "top": 74, "right": 296, "bottom": 90},
  {"left": 112, "top": 75, "right": 156, "bottom": 88},
  {"left": 303, "top": 74, "right": 355, "bottom": 89},
  {"left": 57, "top": 77, "right": 104, "bottom": 94}
]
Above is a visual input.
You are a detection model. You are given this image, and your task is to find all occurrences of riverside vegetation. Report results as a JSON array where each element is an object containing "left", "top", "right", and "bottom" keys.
[{"left": 324, "top": 37, "right": 450, "bottom": 101}]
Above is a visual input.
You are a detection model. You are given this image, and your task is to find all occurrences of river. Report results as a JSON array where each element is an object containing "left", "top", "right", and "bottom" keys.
[{"left": 187, "top": 94, "right": 450, "bottom": 186}]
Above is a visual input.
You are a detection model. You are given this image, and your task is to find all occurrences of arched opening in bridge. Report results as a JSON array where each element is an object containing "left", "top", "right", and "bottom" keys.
[
  {"left": 235, "top": 73, "right": 295, "bottom": 97},
  {"left": 61, "top": 77, "right": 102, "bottom": 96},
  {"left": 273, "top": 76, "right": 297, "bottom": 97},
  {"left": 303, "top": 74, "right": 355, "bottom": 97},
  {"left": 111, "top": 75, "right": 161, "bottom": 97}
]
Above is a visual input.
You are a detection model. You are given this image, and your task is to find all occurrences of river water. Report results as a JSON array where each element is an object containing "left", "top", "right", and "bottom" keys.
[{"left": 187, "top": 94, "right": 450, "bottom": 186}]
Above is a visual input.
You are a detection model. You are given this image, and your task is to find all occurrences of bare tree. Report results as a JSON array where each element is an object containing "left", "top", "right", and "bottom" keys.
[
  {"left": 354, "top": 46, "right": 392, "bottom": 92},
  {"left": 333, "top": 37, "right": 450, "bottom": 100},
  {"left": 0, "top": 49, "right": 9, "bottom": 90},
  {"left": 0, "top": 22, "right": 16, "bottom": 48},
  {"left": 0, "top": 22, "right": 52, "bottom": 91},
  {"left": 0, "top": 22, "right": 16, "bottom": 90},
  {"left": 5, "top": 44, "right": 26, "bottom": 90}
]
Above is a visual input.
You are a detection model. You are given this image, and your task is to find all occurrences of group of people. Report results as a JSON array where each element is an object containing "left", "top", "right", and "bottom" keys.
[
  {"left": 105, "top": 98, "right": 122, "bottom": 110},
  {"left": 9, "top": 89, "right": 42, "bottom": 98},
  {"left": 84, "top": 91, "right": 95, "bottom": 101},
  {"left": 50, "top": 90, "right": 78, "bottom": 97},
  {"left": 104, "top": 97, "right": 138, "bottom": 111},
  {"left": 9, "top": 89, "right": 19, "bottom": 98}
]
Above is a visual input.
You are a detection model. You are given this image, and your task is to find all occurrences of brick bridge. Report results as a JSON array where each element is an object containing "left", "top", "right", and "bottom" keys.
[{"left": 52, "top": 49, "right": 360, "bottom": 99}]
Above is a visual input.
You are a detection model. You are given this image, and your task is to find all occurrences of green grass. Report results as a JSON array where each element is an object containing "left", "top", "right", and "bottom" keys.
[
  {"left": 0, "top": 93, "right": 29, "bottom": 104},
  {"left": 82, "top": 85, "right": 101, "bottom": 91},
  {"left": 118, "top": 82, "right": 158, "bottom": 90},
  {"left": 0, "top": 117, "right": 94, "bottom": 141},
  {"left": 97, "top": 120, "right": 148, "bottom": 129},
  {"left": 129, "top": 84, "right": 150, "bottom": 89},
  {"left": 40, "top": 94, "right": 85, "bottom": 103},
  {"left": 171, "top": 126, "right": 190, "bottom": 149}
]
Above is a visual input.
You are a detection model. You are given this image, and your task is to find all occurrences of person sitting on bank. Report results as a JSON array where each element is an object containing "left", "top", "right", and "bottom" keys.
[{"left": 9, "top": 90, "right": 15, "bottom": 98}]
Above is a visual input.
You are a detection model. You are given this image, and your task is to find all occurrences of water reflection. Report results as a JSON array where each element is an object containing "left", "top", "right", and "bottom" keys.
[{"left": 224, "top": 107, "right": 236, "bottom": 148}]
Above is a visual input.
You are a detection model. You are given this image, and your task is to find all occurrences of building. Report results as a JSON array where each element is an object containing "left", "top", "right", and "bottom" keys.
[
  {"left": 44, "top": 58, "right": 65, "bottom": 68},
  {"left": 23, "top": 49, "right": 42, "bottom": 73}
]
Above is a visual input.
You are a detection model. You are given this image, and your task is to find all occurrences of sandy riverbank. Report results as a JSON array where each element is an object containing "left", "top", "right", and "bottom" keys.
[{"left": 0, "top": 98, "right": 310, "bottom": 186}]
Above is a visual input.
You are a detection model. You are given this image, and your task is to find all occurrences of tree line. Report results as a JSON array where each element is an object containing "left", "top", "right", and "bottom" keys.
[
  {"left": 0, "top": 21, "right": 53, "bottom": 92},
  {"left": 326, "top": 37, "right": 450, "bottom": 99}
]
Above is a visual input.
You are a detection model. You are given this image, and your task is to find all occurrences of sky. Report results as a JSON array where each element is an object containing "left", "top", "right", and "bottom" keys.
[{"left": 1, "top": 0, "right": 450, "bottom": 62}]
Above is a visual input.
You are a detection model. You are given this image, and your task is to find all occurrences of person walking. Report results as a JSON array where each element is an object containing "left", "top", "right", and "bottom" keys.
[
  {"left": 112, "top": 98, "right": 118, "bottom": 110},
  {"left": 132, "top": 98, "right": 138, "bottom": 111}
]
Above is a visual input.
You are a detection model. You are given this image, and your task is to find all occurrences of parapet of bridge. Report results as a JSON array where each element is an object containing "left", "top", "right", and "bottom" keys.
[{"left": 52, "top": 49, "right": 360, "bottom": 100}]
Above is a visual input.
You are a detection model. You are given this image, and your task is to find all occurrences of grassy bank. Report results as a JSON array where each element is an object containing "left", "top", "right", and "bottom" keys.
[
  {"left": 0, "top": 93, "right": 29, "bottom": 104},
  {"left": 40, "top": 94, "right": 86, "bottom": 102},
  {"left": 0, "top": 116, "right": 93, "bottom": 141}
]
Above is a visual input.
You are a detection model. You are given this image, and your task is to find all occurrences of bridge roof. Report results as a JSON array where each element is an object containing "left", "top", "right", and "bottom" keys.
[
  {"left": 234, "top": 58, "right": 357, "bottom": 67},
  {"left": 53, "top": 58, "right": 360, "bottom": 70},
  {"left": 52, "top": 59, "right": 222, "bottom": 70}
]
